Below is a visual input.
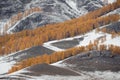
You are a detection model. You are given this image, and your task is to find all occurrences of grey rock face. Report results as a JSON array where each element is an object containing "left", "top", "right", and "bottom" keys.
[
  {"left": 106, "top": 21, "right": 120, "bottom": 33},
  {"left": 0, "top": 0, "right": 32, "bottom": 19},
  {"left": 0, "top": 0, "right": 104, "bottom": 33}
]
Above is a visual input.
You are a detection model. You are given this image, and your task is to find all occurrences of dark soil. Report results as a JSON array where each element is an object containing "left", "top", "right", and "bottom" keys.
[
  {"left": 23, "top": 63, "right": 80, "bottom": 76},
  {"left": 51, "top": 37, "right": 84, "bottom": 49},
  {"left": 105, "top": 21, "right": 120, "bottom": 33},
  {"left": 63, "top": 50, "right": 120, "bottom": 72},
  {"left": 6, "top": 46, "right": 54, "bottom": 62},
  {"left": 0, "top": 64, "right": 80, "bottom": 80}
]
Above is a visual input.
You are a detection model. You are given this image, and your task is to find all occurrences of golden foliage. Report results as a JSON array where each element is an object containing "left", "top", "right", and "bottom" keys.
[
  {"left": 0, "top": 0, "right": 120, "bottom": 55},
  {"left": 8, "top": 43, "right": 120, "bottom": 73}
]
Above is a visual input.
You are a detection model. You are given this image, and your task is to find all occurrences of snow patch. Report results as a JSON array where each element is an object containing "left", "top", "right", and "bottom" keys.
[
  {"left": 14, "top": 71, "right": 120, "bottom": 80},
  {"left": 66, "top": 0, "right": 78, "bottom": 11},
  {"left": 78, "top": 30, "right": 103, "bottom": 46},
  {"left": 43, "top": 42, "right": 65, "bottom": 51},
  {"left": 0, "top": 60, "right": 15, "bottom": 75},
  {"left": 0, "top": 21, "right": 6, "bottom": 35},
  {"left": 51, "top": 60, "right": 67, "bottom": 68},
  {"left": 108, "top": 0, "right": 116, "bottom": 3},
  {"left": 0, "top": 48, "right": 30, "bottom": 75},
  {"left": 104, "top": 36, "right": 120, "bottom": 46},
  {"left": 43, "top": 23, "right": 120, "bottom": 52},
  {"left": 101, "top": 0, "right": 116, "bottom": 4}
]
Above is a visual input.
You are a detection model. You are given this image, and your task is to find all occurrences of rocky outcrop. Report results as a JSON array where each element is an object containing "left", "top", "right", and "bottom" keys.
[
  {"left": 1, "top": 0, "right": 104, "bottom": 33},
  {"left": 0, "top": 0, "right": 32, "bottom": 19}
]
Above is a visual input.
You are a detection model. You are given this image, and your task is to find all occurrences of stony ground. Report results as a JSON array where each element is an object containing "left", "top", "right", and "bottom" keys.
[
  {"left": 6, "top": 46, "right": 54, "bottom": 62},
  {"left": 63, "top": 50, "right": 120, "bottom": 72},
  {"left": 51, "top": 37, "right": 84, "bottom": 49}
]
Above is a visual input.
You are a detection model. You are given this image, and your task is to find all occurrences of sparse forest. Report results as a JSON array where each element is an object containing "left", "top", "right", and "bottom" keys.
[
  {"left": 0, "top": 0, "right": 120, "bottom": 55},
  {"left": 8, "top": 43, "right": 120, "bottom": 73}
]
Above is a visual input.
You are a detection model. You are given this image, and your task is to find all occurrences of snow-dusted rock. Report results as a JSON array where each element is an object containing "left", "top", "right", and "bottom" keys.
[{"left": 0, "top": 0, "right": 104, "bottom": 33}]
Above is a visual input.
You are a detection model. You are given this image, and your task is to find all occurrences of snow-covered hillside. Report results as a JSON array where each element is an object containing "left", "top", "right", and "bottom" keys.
[
  {"left": 1, "top": 23, "right": 120, "bottom": 80},
  {"left": 0, "top": 0, "right": 120, "bottom": 80},
  {"left": 0, "top": 0, "right": 104, "bottom": 33},
  {"left": 101, "top": 0, "right": 116, "bottom": 4},
  {"left": 5, "top": 70, "right": 120, "bottom": 80},
  {"left": 43, "top": 27, "right": 120, "bottom": 51}
]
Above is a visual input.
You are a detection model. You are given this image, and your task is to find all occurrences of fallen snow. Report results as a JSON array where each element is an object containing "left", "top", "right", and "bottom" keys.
[
  {"left": 50, "top": 60, "right": 120, "bottom": 80},
  {"left": 8, "top": 69, "right": 32, "bottom": 78},
  {"left": 3, "top": 59, "right": 119, "bottom": 80},
  {"left": 43, "top": 24, "right": 120, "bottom": 51},
  {"left": 1, "top": 31, "right": 119, "bottom": 79},
  {"left": 4, "top": 55, "right": 120, "bottom": 80},
  {"left": 78, "top": 30, "right": 103, "bottom": 46},
  {"left": 7, "top": 12, "right": 41, "bottom": 34},
  {"left": 1, "top": 22, "right": 120, "bottom": 79},
  {"left": 108, "top": 0, "right": 116, "bottom": 3},
  {"left": 104, "top": 36, "right": 120, "bottom": 46},
  {"left": 78, "top": 30, "right": 120, "bottom": 47},
  {"left": 29, "top": 71, "right": 120, "bottom": 80},
  {"left": 0, "top": 60, "right": 15, "bottom": 75},
  {"left": 43, "top": 34, "right": 84, "bottom": 51},
  {"left": 8, "top": 70, "right": 120, "bottom": 80},
  {"left": 66, "top": 0, "right": 79, "bottom": 12},
  {"left": 0, "top": 22, "right": 6, "bottom": 34},
  {"left": 43, "top": 31, "right": 120, "bottom": 53},
  {"left": 51, "top": 60, "right": 64, "bottom": 67},
  {"left": 51, "top": 60, "right": 67, "bottom": 68},
  {"left": 43, "top": 28, "right": 120, "bottom": 52},
  {"left": 0, "top": 48, "right": 29, "bottom": 75},
  {"left": 101, "top": 0, "right": 116, "bottom": 4},
  {"left": 89, "top": 0, "right": 103, "bottom": 8},
  {"left": 43, "top": 42, "right": 65, "bottom": 51}
]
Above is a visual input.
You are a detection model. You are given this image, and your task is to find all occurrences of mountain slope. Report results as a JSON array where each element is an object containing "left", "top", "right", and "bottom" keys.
[
  {"left": 0, "top": 0, "right": 120, "bottom": 57},
  {"left": 0, "top": 0, "right": 35, "bottom": 20},
  {"left": 0, "top": 0, "right": 120, "bottom": 80},
  {"left": 0, "top": 0, "right": 104, "bottom": 33}
]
